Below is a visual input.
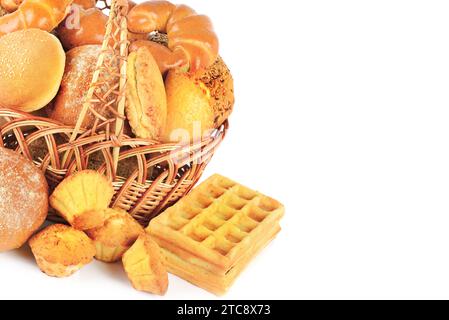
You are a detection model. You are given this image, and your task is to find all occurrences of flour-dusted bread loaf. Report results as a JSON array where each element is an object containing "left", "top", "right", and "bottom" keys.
[
  {"left": 0, "top": 147, "right": 48, "bottom": 252},
  {"left": 48, "top": 45, "right": 116, "bottom": 129}
]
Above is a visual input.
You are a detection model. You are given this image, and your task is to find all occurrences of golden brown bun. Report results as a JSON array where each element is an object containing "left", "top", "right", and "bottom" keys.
[
  {"left": 57, "top": 7, "right": 107, "bottom": 51},
  {"left": 122, "top": 234, "right": 168, "bottom": 295},
  {"left": 0, "top": 147, "right": 48, "bottom": 252},
  {"left": 0, "top": 29, "right": 65, "bottom": 112},
  {"left": 196, "top": 57, "right": 234, "bottom": 128},
  {"left": 163, "top": 57, "right": 234, "bottom": 143},
  {"left": 29, "top": 224, "right": 96, "bottom": 278},
  {"left": 126, "top": 47, "right": 167, "bottom": 140},
  {"left": 50, "top": 170, "right": 114, "bottom": 230},
  {"left": 73, "top": 0, "right": 96, "bottom": 9},
  {"left": 86, "top": 208, "right": 144, "bottom": 263},
  {"left": 0, "top": 0, "right": 19, "bottom": 12},
  {"left": 0, "top": 5, "right": 7, "bottom": 16},
  {"left": 48, "top": 45, "right": 112, "bottom": 129}
]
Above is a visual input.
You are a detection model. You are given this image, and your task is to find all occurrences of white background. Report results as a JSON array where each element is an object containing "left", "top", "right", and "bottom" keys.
[{"left": 2, "top": 0, "right": 449, "bottom": 300}]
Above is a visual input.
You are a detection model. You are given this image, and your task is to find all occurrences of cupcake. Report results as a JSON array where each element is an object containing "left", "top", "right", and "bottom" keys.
[
  {"left": 86, "top": 208, "right": 144, "bottom": 263},
  {"left": 29, "top": 224, "right": 96, "bottom": 278}
]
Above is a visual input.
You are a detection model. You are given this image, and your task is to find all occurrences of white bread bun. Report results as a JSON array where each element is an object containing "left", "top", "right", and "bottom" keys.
[{"left": 0, "top": 29, "right": 65, "bottom": 112}]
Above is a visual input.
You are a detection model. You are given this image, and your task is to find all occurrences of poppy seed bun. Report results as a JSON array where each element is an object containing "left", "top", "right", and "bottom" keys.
[{"left": 0, "top": 29, "right": 65, "bottom": 112}]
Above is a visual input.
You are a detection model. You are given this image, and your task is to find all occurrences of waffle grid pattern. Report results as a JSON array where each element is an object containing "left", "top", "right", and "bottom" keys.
[{"left": 154, "top": 175, "right": 283, "bottom": 258}]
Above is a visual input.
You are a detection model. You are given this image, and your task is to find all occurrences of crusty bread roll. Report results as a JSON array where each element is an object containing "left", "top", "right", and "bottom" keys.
[
  {"left": 126, "top": 47, "right": 167, "bottom": 140},
  {"left": 0, "top": 29, "right": 65, "bottom": 113},
  {"left": 0, "top": 147, "right": 48, "bottom": 252},
  {"left": 48, "top": 45, "right": 113, "bottom": 129}
]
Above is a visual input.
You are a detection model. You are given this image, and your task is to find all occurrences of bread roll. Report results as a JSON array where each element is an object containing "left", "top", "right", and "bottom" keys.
[
  {"left": 73, "top": 0, "right": 97, "bottom": 9},
  {"left": 57, "top": 7, "right": 107, "bottom": 51},
  {"left": 0, "top": 147, "right": 48, "bottom": 252},
  {"left": 126, "top": 47, "right": 167, "bottom": 140},
  {"left": 162, "top": 57, "right": 234, "bottom": 143},
  {"left": 48, "top": 45, "right": 113, "bottom": 129},
  {"left": 0, "top": 0, "right": 20, "bottom": 12},
  {"left": 0, "top": 29, "right": 65, "bottom": 112}
]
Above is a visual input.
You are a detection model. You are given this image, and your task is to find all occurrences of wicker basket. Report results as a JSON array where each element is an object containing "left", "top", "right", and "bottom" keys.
[{"left": 0, "top": 0, "right": 228, "bottom": 226}]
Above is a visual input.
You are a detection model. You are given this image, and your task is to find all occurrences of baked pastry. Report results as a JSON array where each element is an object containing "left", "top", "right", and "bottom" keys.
[
  {"left": 127, "top": 1, "right": 218, "bottom": 73},
  {"left": 73, "top": 0, "right": 96, "bottom": 9},
  {"left": 0, "top": 0, "right": 19, "bottom": 12},
  {"left": 122, "top": 234, "right": 169, "bottom": 295},
  {"left": 0, "top": 147, "right": 48, "bottom": 252},
  {"left": 86, "top": 208, "right": 144, "bottom": 263},
  {"left": 126, "top": 46, "right": 167, "bottom": 140},
  {"left": 0, "top": 0, "right": 73, "bottom": 36},
  {"left": 192, "top": 56, "right": 234, "bottom": 128},
  {"left": 48, "top": 45, "right": 113, "bottom": 129},
  {"left": 162, "top": 56, "right": 234, "bottom": 142},
  {"left": 29, "top": 224, "right": 96, "bottom": 278},
  {"left": 50, "top": 170, "right": 114, "bottom": 230},
  {"left": 57, "top": 7, "right": 107, "bottom": 50},
  {"left": 129, "top": 39, "right": 188, "bottom": 75},
  {"left": 163, "top": 68, "right": 214, "bottom": 143},
  {"left": 147, "top": 174, "right": 284, "bottom": 295},
  {"left": 0, "top": 29, "right": 65, "bottom": 112}
]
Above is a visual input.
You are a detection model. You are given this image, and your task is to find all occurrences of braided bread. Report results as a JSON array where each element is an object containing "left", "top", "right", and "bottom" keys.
[{"left": 128, "top": 1, "right": 219, "bottom": 73}]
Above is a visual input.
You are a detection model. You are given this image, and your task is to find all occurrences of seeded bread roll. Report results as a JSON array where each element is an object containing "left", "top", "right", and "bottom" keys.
[{"left": 0, "top": 147, "right": 48, "bottom": 252}]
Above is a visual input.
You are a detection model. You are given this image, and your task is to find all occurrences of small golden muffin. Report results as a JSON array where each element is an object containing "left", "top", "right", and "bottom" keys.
[
  {"left": 122, "top": 234, "right": 168, "bottom": 295},
  {"left": 50, "top": 170, "right": 114, "bottom": 230},
  {"left": 126, "top": 47, "right": 167, "bottom": 140},
  {"left": 29, "top": 224, "right": 96, "bottom": 278},
  {"left": 0, "top": 29, "right": 65, "bottom": 112},
  {"left": 86, "top": 208, "right": 144, "bottom": 263},
  {"left": 162, "top": 57, "right": 234, "bottom": 143}
]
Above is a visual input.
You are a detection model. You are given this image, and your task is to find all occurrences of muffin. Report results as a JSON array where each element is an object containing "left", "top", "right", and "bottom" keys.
[
  {"left": 29, "top": 224, "right": 96, "bottom": 278},
  {"left": 50, "top": 170, "right": 114, "bottom": 230},
  {"left": 122, "top": 234, "right": 168, "bottom": 295},
  {"left": 86, "top": 208, "right": 144, "bottom": 263}
]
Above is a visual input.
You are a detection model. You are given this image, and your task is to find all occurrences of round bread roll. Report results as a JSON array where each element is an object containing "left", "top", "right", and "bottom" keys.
[
  {"left": 0, "top": 29, "right": 65, "bottom": 113},
  {"left": 163, "top": 57, "right": 234, "bottom": 143},
  {"left": 0, "top": 147, "right": 48, "bottom": 252},
  {"left": 48, "top": 45, "right": 113, "bottom": 129},
  {"left": 57, "top": 7, "right": 108, "bottom": 51}
]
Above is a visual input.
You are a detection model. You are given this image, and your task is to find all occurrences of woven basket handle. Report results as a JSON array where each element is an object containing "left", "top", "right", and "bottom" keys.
[{"left": 67, "top": 0, "right": 129, "bottom": 173}]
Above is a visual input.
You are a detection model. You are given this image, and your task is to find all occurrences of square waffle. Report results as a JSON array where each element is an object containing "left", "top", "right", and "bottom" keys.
[{"left": 147, "top": 174, "right": 284, "bottom": 295}]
